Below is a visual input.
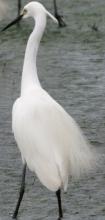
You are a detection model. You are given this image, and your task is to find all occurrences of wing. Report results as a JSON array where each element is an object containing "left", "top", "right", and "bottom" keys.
[
  {"left": 12, "top": 88, "right": 97, "bottom": 190},
  {"left": 30, "top": 89, "right": 96, "bottom": 177}
]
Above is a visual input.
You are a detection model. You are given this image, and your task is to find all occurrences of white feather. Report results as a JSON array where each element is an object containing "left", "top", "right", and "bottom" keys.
[{"left": 12, "top": 86, "right": 96, "bottom": 192}]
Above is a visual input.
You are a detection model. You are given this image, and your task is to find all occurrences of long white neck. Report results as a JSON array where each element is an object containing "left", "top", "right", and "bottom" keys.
[{"left": 21, "top": 14, "right": 46, "bottom": 95}]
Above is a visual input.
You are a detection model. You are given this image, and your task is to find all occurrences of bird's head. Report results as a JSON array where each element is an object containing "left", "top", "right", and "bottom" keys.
[
  {"left": 2, "top": 1, "right": 58, "bottom": 31},
  {"left": 22, "top": 2, "right": 46, "bottom": 19}
]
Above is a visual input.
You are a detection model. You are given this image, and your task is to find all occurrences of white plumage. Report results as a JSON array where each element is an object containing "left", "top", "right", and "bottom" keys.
[
  {"left": 12, "top": 2, "right": 96, "bottom": 193},
  {"left": 0, "top": 0, "right": 8, "bottom": 21}
]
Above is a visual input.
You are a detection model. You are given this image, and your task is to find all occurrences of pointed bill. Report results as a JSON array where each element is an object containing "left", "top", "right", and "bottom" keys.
[{"left": 1, "top": 13, "right": 23, "bottom": 31}]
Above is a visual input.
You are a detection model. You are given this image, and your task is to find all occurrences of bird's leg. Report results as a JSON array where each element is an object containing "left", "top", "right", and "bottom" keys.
[
  {"left": 56, "top": 189, "right": 63, "bottom": 219},
  {"left": 12, "top": 163, "right": 27, "bottom": 219},
  {"left": 17, "top": 0, "right": 21, "bottom": 26},
  {"left": 53, "top": 0, "right": 66, "bottom": 27},
  {"left": 18, "top": 0, "right": 21, "bottom": 16}
]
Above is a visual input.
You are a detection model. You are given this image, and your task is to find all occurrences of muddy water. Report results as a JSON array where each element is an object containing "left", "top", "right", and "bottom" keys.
[{"left": 0, "top": 0, "right": 105, "bottom": 219}]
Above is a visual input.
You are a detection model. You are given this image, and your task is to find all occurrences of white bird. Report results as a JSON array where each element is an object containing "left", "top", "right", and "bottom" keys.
[{"left": 2, "top": 1, "right": 97, "bottom": 219}]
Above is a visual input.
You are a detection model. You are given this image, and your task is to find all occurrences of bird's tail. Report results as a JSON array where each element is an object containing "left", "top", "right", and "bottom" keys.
[{"left": 68, "top": 119, "right": 99, "bottom": 180}]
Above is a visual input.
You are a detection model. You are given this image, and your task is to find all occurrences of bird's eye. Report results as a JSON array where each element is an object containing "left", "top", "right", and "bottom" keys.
[{"left": 23, "top": 9, "right": 27, "bottom": 14}]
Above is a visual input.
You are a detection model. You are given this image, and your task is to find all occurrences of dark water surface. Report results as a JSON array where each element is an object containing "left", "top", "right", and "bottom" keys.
[{"left": 0, "top": 0, "right": 105, "bottom": 219}]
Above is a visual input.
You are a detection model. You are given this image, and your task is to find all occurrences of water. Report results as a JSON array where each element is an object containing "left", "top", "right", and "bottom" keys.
[{"left": 0, "top": 0, "right": 105, "bottom": 219}]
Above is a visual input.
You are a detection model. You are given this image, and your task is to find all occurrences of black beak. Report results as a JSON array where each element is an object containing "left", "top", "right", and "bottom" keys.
[{"left": 1, "top": 14, "right": 23, "bottom": 31}]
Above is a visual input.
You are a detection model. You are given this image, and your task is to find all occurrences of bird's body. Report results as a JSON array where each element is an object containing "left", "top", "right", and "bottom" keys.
[
  {"left": 13, "top": 86, "right": 69, "bottom": 191},
  {"left": 3, "top": 1, "right": 97, "bottom": 218},
  {"left": 12, "top": 85, "right": 94, "bottom": 192}
]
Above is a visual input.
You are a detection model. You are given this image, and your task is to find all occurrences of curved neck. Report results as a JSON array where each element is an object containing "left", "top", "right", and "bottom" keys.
[{"left": 21, "top": 14, "right": 46, "bottom": 95}]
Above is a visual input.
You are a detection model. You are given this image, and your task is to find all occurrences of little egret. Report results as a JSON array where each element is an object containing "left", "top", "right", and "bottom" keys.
[{"left": 2, "top": 1, "right": 97, "bottom": 219}]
